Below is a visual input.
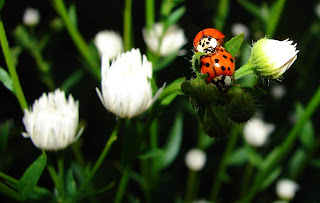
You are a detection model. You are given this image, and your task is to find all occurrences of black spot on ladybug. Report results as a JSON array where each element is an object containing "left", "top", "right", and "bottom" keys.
[
  {"left": 220, "top": 49, "right": 224, "bottom": 52},
  {"left": 215, "top": 59, "right": 219, "bottom": 63},
  {"left": 202, "top": 43, "right": 205, "bottom": 47},
  {"left": 208, "top": 38, "right": 211, "bottom": 41},
  {"left": 228, "top": 67, "right": 230, "bottom": 71},
  {"left": 221, "top": 66, "right": 226, "bottom": 71},
  {"left": 206, "top": 41, "right": 209, "bottom": 45},
  {"left": 206, "top": 63, "right": 210, "bottom": 67},
  {"left": 230, "top": 58, "right": 234, "bottom": 63},
  {"left": 223, "top": 55, "right": 227, "bottom": 59}
]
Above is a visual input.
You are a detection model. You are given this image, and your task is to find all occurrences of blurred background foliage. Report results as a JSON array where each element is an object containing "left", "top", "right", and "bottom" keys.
[{"left": 1, "top": 0, "right": 320, "bottom": 202}]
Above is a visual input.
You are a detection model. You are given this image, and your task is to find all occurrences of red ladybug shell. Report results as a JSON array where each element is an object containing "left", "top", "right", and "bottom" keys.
[
  {"left": 193, "top": 28, "right": 225, "bottom": 51},
  {"left": 200, "top": 47, "right": 235, "bottom": 83}
]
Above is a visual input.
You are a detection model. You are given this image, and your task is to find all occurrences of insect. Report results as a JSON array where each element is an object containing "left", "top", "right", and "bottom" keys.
[
  {"left": 193, "top": 28, "right": 225, "bottom": 54},
  {"left": 200, "top": 46, "right": 235, "bottom": 90}
]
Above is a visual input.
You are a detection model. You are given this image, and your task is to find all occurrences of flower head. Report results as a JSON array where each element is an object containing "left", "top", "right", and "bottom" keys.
[
  {"left": 243, "top": 117, "right": 275, "bottom": 147},
  {"left": 248, "top": 38, "right": 299, "bottom": 79},
  {"left": 94, "top": 30, "right": 123, "bottom": 59},
  {"left": 143, "top": 22, "right": 187, "bottom": 57},
  {"left": 23, "top": 7, "right": 40, "bottom": 26},
  {"left": 22, "top": 89, "right": 83, "bottom": 151},
  {"left": 276, "top": 179, "right": 299, "bottom": 200},
  {"left": 185, "top": 148, "right": 206, "bottom": 171},
  {"left": 96, "top": 48, "right": 165, "bottom": 118}
]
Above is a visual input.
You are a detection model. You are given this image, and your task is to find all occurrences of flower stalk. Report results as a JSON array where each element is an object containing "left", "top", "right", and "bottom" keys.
[
  {"left": 52, "top": 0, "right": 100, "bottom": 79},
  {"left": 0, "top": 17, "right": 28, "bottom": 111}
]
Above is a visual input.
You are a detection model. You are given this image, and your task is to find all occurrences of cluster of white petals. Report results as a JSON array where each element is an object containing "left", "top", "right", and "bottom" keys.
[
  {"left": 143, "top": 22, "right": 187, "bottom": 57},
  {"left": 96, "top": 48, "right": 165, "bottom": 118},
  {"left": 94, "top": 30, "right": 124, "bottom": 60},
  {"left": 243, "top": 117, "right": 275, "bottom": 147},
  {"left": 185, "top": 148, "right": 207, "bottom": 171},
  {"left": 276, "top": 179, "right": 299, "bottom": 200},
  {"left": 250, "top": 38, "right": 299, "bottom": 79},
  {"left": 22, "top": 89, "right": 83, "bottom": 151},
  {"left": 23, "top": 7, "right": 40, "bottom": 26}
]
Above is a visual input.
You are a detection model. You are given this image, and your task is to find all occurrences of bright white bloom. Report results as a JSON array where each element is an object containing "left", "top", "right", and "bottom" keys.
[
  {"left": 243, "top": 117, "right": 275, "bottom": 147},
  {"left": 96, "top": 48, "right": 165, "bottom": 118},
  {"left": 23, "top": 7, "right": 40, "bottom": 26},
  {"left": 143, "top": 22, "right": 187, "bottom": 57},
  {"left": 185, "top": 148, "right": 206, "bottom": 171},
  {"left": 249, "top": 38, "right": 299, "bottom": 79},
  {"left": 276, "top": 179, "right": 299, "bottom": 200},
  {"left": 315, "top": 2, "right": 320, "bottom": 18},
  {"left": 231, "top": 23, "right": 250, "bottom": 39},
  {"left": 270, "top": 84, "right": 286, "bottom": 100},
  {"left": 22, "top": 89, "right": 83, "bottom": 151},
  {"left": 94, "top": 30, "right": 124, "bottom": 60}
]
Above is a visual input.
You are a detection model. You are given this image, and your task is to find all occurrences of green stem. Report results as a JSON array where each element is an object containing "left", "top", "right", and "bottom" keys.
[
  {"left": 32, "top": 50, "right": 55, "bottom": 90},
  {"left": 123, "top": 0, "right": 133, "bottom": 51},
  {"left": 243, "top": 85, "right": 320, "bottom": 202},
  {"left": 240, "top": 161, "right": 254, "bottom": 199},
  {"left": 233, "top": 63, "right": 257, "bottom": 80},
  {"left": 185, "top": 170, "right": 198, "bottom": 203},
  {"left": 0, "top": 17, "right": 28, "bottom": 111},
  {"left": 209, "top": 125, "right": 241, "bottom": 201},
  {"left": 52, "top": 0, "right": 100, "bottom": 80},
  {"left": 114, "top": 165, "right": 130, "bottom": 203},
  {"left": 145, "top": 0, "right": 155, "bottom": 30},
  {"left": 75, "top": 121, "right": 119, "bottom": 200},
  {"left": 57, "top": 155, "right": 65, "bottom": 200},
  {"left": 265, "top": 0, "right": 286, "bottom": 38}
]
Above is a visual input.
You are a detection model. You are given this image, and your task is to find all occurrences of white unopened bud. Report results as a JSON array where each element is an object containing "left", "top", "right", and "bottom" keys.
[{"left": 185, "top": 148, "right": 206, "bottom": 171}]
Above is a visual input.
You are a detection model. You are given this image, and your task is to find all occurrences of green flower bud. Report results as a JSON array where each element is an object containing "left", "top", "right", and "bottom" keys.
[
  {"left": 181, "top": 75, "right": 219, "bottom": 107},
  {"left": 227, "top": 92, "right": 256, "bottom": 123},
  {"left": 198, "top": 106, "right": 232, "bottom": 138}
]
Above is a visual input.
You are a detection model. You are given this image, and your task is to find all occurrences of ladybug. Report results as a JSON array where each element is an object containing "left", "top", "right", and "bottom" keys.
[
  {"left": 200, "top": 47, "right": 235, "bottom": 89},
  {"left": 193, "top": 28, "right": 225, "bottom": 54}
]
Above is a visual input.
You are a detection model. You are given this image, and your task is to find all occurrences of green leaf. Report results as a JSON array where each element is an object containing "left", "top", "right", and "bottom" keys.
[
  {"left": 163, "top": 6, "right": 186, "bottom": 30},
  {"left": 191, "top": 52, "right": 206, "bottom": 71},
  {"left": 213, "top": 0, "right": 229, "bottom": 31},
  {"left": 138, "top": 148, "right": 165, "bottom": 159},
  {"left": 295, "top": 103, "right": 315, "bottom": 149},
  {"left": 153, "top": 52, "right": 178, "bottom": 72},
  {"left": 0, "top": 120, "right": 10, "bottom": 153},
  {"left": 159, "top": 77, "right": 185, "bottom": 106},
  {"left": 14, "top": 25, "right": 35, "bottom": 50},
  {"left": 66, "top": 168, "right": 77, "bottom": 197},
  {"left": 246, "top": 145, "right": 263, "bottom": 168},
  {"left": 0, "top": 0, "right": 5, "bottom": 11},
  {"left": 17, "top": 151, "right": 47, "bottom": 201},
  {"left": 266, "top": 0, "right": 286, "bottom": 37},
  {"left": 227, "top": 147, "right": 248, "bottom": 166},
  {"left": 10, "top": 46, "right": 22, "bottom": 67},
  {"left": 237, "top": 0, "right": 263, "bottom": 20},
  {"left": 224, "top": 33, "right": 244, "bottom": 57},
  {"left": 160, "top": 0, "right": 184, "bottom": 18},
  {"left": 0, "top": 67, "right": 15, "bottom": 94},
  {"left": 0, "top": 182, "right": 20, "bottom": 200},
  {"left": 288, "top": 149, "right": 306, "bottom": 179},
  {"left": 259, "top": 166, "right": 281, "bottom": 190},
  {"left": 157, "top": 113, "right": 183, "bottom": 170},
  {"left": 68, "top": 3, "right": 78, "bottom": 28},
  {"left": 60, "top": 69, "right": 84, "bottom": 93}
]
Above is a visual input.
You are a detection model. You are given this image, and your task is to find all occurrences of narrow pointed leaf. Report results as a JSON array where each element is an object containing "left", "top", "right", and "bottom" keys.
[
  {"left": 157, "top": 113, "right": 183, "bottom": 169},
  {"left": 0, "top": 0, "right": 4, "bottom": 11},
  {"left": 260, "top": 166, "right": 281, "bottom": 190},
  {"left": 66, "top": 168, "right": 77, "bottom": 197},
  {"left": 224, "top": 33, "right": 244, "bottom": 57},
  {"left": 237, "top": 0, "right": 262, "bottom": 20},
  {"left": 163, "top": 6, "right": 186, "bottom": 30},
  {"left": 17, "top": 151, "right": 47, "bottom": 201},
  {"left": 68, "top": 3, "right": 78, "bottom": 28},
  {"left": 0, "top": 182, "right": 20, "bottom": 200},
  {"left": 0, "top": 67, "right": 15, "bottom": 94},
  {"left": 159, "top": 77, "right": 185, "bottom": 106}
]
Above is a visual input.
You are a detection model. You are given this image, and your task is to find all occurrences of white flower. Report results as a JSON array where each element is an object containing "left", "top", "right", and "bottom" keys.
[
  {"left": 23, "top": 7, "right": 40, "bottom": 26},
  {"left": 94, "top": 30, "right": 123, "bottom": 60},
  {"left": 315, "top": 2, "right": 320, "bottom": 18},
  {"left": 276, "top": 179, "right": 299, "bottom": 200},
  {"left": 143, "top": 22, "right": 187, "bottom": 57},
  {"left": 249, "top": 38, "right": 299, "bottom": 79},
  {"left": 231, "top": 23, "right": 250, "bottom": 39},
  {"left": 243, "top": 117, "right": 275, "bottom": 147},
  {"left": 270, "top": 84, "right": 286, "bottom": 100},
  {"left": 96, "top": 48, "right": 165, "bottom": 118},
  {"left": 185, "top": 148, "right": 206, "bottom": 171},
  {"left": 22, "top": 89, "right": 83, "bottom": 151}
]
